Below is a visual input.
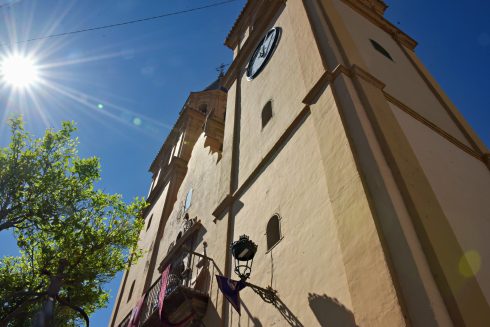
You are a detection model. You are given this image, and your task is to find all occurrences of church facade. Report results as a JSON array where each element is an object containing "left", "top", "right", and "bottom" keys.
[{"left": 109, "top": 1, "right": 490, "bottom": 326}]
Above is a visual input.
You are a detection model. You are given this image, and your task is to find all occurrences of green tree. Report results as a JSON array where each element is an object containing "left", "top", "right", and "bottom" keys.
[{"left": 0, "top": 117, "right": 146, "bottom": 326}]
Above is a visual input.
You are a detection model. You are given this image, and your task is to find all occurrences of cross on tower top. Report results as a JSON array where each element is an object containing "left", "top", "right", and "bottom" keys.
[{"left": 216, "top": 63, "right": 227, "bottom": 77}]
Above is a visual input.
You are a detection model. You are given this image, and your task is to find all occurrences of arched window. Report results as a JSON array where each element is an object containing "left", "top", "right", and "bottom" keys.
[
  {"left": 266, "top": 214, "right": 282, "bottom": 251},
  {"left": 199, "top": 103, "right": 208, "bottom": 114},
  {"left": 127, "top": 280, "right": 135, "bottom": 302},
  {"left": 146, "top": 214, "right": 153, "bottom": 231},
  {"left": 369, "top": 39, "right": 393, "bottom": 61},
  {"left": 262, "top": 101, "right": 273, "bottom": 128}
]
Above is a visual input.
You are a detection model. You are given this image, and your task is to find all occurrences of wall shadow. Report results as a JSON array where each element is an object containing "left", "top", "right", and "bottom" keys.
[
  {"left": 247, "top": 284, "right": 304, "bottom": 327},
  {"left": 240, "top": 300, "right": 263, "bottom": 327},
  {"left": 202, "top": 301, "right": 222, "bottom": 327},
  {"left": 308, "top": 293, "right": 358, "bottom": 327}
]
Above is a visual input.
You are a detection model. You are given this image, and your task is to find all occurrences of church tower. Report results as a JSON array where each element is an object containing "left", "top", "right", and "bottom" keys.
[{"left": 110, "top": 1, "right": 490, "bottom": 326}]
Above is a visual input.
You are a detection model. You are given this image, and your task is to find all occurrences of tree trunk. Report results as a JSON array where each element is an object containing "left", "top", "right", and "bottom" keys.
[{"left": 32, "top": 274, "right": 63, "bottom": 327}]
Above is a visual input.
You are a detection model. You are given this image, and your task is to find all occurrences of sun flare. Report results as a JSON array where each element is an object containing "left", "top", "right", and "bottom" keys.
[{"left": 1, "top": 54, "right": 40, "bottom": 88}]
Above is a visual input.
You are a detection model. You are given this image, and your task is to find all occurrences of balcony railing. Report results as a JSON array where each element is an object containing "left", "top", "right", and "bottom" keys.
[
  {"left": 139, "top": 277, "right": 162, "bottom": 326},
  {"left": 119, "top": 220, "right": 209, "bottom": 327}
]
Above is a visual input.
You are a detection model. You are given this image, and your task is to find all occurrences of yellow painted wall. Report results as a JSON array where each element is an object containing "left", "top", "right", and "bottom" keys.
[
  {"left": 332, "top": 0, "right": 471, "bottom": 147},
  {"left": 232, "top": 109, "right": 353, "bottom": 326},
  {"left": 236, "top": 4, "right": 322, "bottom": 188},
  {"left": 392, "top": 103, "right": 490, "bottom": 305},
  {"left": 113, "top": 181, "right": 169, "bottom": 326},
  {"left": 110, "top": 1, "right": 490, "bottom": 326}
]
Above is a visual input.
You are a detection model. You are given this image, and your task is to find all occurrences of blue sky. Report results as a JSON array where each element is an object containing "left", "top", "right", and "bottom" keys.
[{"left": 0, "top": 0, "right": 488, "bottom": 326}]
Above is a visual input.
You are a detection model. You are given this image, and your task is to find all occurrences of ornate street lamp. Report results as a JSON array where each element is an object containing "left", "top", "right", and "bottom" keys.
[{"left": 230, "top": 235, "right": 257, "bottom": 280}]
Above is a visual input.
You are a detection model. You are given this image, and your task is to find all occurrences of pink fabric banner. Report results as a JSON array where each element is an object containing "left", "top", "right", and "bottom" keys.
[
  {"left": 128, "top": 295, "right": 146, "bottom": 327},
  {"left": 158, "top": 264, "right": 171, "bottom": 321},
  {"left": 158, "top": 264, "right": 195, "bottom": 327}
]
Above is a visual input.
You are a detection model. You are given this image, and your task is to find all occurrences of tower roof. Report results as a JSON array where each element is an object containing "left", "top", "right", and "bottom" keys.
[{"left": 201, "top": 72, "right": 227, "bottom": 92}]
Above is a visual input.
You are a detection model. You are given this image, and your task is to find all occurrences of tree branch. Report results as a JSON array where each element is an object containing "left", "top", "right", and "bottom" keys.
[
  {"left": 0, "top": 294, "right": 44, "bottom": 327},
  {"left": 56, "top": 296, "right": 90, "bottom": 327}
]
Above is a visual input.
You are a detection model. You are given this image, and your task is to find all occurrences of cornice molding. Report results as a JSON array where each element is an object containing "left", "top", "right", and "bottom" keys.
[
  {"left": 356, "top": 0, "right": 388, "bottom": 16},
  {"left": 340, "top": 0, "right": 417, "bottom": 50},
  {"left": 303, "top": 64, "right": 385, "bottom": 105},
  {"left": 225, "top": 0, "right": 286, "bottom": 49},
  {"left": 223, "top": 0, "right": 286, "bottom": 89},
  {"left": 302, "top": 64, "right": 487, "bottom": 166},
  {"left": 144, "top": 157, "right": 188, "bottom": 214},
  {"left": 384, "top": 93, "right": 487, "bottom": 164},
  {"left": 211, "top": 106, "right": 311, "bottom": 218},
  {"left": 149, "top": 101, "right": 208, "bottom": 173},
  {"left": 350, "top": 64, "right": 386, "bottom": 89}
]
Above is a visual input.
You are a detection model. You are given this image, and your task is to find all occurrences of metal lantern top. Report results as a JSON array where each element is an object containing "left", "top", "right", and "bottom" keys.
[{"left": 230, "top": 235, "right": 257, "bottom": 261}]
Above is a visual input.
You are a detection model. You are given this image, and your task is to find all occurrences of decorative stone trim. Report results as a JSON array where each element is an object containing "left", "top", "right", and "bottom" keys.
[
  {"left": 144, "top": 157, "right": 188, "bottom": 214},
  {"left": 384, "top": 93, "right": 487, "bottom": 163},
  {"left": 302, "top": 64, "right": 485, "bottom": 165},
  {"left": 340, "top": 0, "right": 417, "bottom": 50},
  {"left": 303, "top": 64, "right": 385, "bottom": 105}
]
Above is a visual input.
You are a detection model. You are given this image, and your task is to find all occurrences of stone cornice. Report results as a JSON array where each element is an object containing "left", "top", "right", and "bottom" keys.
[
  {"left": 224, "top": 0, "right": 415, "bottom": 52},
  {"left": 224, "top": 0, "right": 252, "bottom": 49},
  {"left": 149, "top": 114, "right": 185, "bottom": 173},
  {"left": 211, "top": 106, "right": 311, "bottom": 219},
  {"left": 356, "top": 0, "right": 388, "bottom": 16},
  {"left": 145, "top": 156, "right": 188, "bottom": 214},
  {"left": 303, "top": 64, "right": 385, "bottom": 105},
  {"left": 149, "top": 106, "right": 207, "bottom": 173},
  {"left": 223, "top": 0, "right": 415, "bottom": 91},
  {"left": 223, "top": 1, "right": 285, "bottom": 89},
  {"left": 340, "top": 0, "right": 417, "bottom": 50},
  {"left": 303, "top": 64, "right": 488, "bottom": 166},
  {"left": 225, "top": 0, "right": 287, "bottom": 49},
  {"left": 384, "top": 93, "right": 486, "bottom": 164}
]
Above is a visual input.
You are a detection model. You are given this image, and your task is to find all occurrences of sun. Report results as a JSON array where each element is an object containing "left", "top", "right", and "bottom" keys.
[{"left": 0, "top": 54, "right": 40, "bottom": 88}]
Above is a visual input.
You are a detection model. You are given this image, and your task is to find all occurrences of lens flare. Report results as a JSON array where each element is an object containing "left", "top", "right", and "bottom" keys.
[
  {"left": 132, "top": 117, "right": 142, "bottom": 126},
  {"left": 0, "top": 54, "right": 40, "bottom": 88},
  {"left": 458, "top": 250, "right": 481, "bottom": 278}
]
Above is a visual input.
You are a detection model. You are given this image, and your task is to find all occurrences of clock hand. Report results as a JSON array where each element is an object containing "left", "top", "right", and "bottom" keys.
[
  {"left": 259, "top": 44, "right": 266, "bottom": 57},
  {"left": 262, "top": 34, "right": 274, "bottom": 56}
]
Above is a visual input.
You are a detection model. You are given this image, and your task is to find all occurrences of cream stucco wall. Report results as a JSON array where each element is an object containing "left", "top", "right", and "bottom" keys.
[
  {"left": 232, "top": 110, "right": 353, "bottom": 326},
  {"left": 236, "top": 1, "right": 324, "bottom": 191},
  {"left": 110, "top": 1, "right": 490, "bottom": 326},
  {"left": 332, "top": 0, "right": 471, "bottom": 148},
  {"left": 147, "top": 133, "right": 232, "bottom": 326},
  {"left": 152, "top": 134, "right": 227, "bottom": 283},
  {"left": 113, "top": 181, "right": 170, "bottom": 326},
  {"left": 392, "top": 103, "right": 490, "bottom": 304}
]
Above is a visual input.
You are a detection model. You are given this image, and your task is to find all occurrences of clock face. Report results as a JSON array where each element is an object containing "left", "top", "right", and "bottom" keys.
[{"left": 246, "top": 27, "right": 281, "bottom": 80}]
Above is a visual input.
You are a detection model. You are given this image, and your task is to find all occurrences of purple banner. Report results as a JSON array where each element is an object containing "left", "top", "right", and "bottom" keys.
[{"left": 215, "top": 275, "right": 246, "bottom": 315}]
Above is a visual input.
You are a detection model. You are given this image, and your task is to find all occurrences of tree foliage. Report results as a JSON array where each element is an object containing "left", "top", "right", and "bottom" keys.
[{"left": 0, "top": 117, "right": 146, "bottom": 326}]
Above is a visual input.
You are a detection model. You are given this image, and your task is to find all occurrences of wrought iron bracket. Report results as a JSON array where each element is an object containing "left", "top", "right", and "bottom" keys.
[{"left": 244, "top": 282, "right": 277, "bottom": 304}]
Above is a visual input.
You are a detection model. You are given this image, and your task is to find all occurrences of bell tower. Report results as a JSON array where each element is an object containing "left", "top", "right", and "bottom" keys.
[
  {"left": 110, "top": 1, "right": 490, "bottom": 326},
  {"left": 222, "top": 0, "right": 490, "bottom": 326}
]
